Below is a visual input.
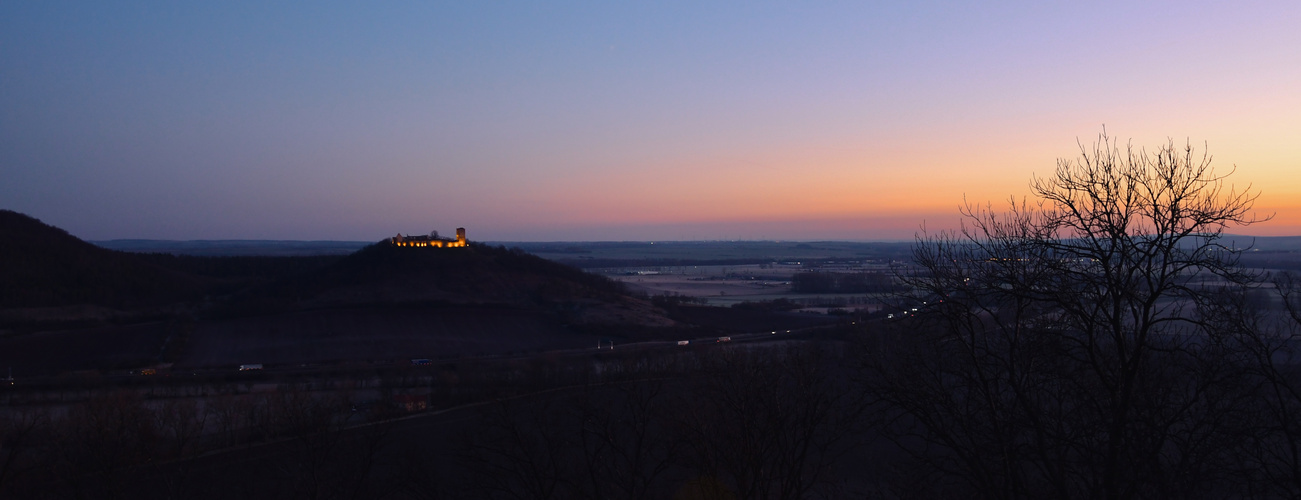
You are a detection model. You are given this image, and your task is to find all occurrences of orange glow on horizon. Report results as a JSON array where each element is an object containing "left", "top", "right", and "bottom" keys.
[{"left": 477, "top": 128, "right": 1301, "bottom": 238}]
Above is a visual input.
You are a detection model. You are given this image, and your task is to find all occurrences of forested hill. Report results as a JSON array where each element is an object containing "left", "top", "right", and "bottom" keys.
[
  {"left": 0, "top": 210, "right": 210, "bottom": 308},
  {"left": 1, "top": 210, "right": 671, "bottom": 328},
  {"left": 228, "top": 241, "right": 672, "bottom": 326}
]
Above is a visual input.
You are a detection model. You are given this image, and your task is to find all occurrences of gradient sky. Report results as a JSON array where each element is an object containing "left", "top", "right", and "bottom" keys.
[{"left": 3, "top": 1, "right": 1299, "bottom": 241}]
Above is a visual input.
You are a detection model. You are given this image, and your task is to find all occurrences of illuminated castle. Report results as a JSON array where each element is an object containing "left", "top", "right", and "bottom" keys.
[{"left": 390, "top": 227, "right": 467, "bottom": 248}]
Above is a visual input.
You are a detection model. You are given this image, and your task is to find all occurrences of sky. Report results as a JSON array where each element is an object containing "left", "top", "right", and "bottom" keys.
[{"left": 3, "top": 1, "right": 1300, "bottom": 241}]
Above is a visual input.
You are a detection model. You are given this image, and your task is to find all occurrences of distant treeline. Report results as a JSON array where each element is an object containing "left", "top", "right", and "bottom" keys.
[
  {"left": 790, "top": 271, "right": 894, "bottom": 293},
  {"left": 1239, "top": 252, "right": 1301, "bottom": 272}
]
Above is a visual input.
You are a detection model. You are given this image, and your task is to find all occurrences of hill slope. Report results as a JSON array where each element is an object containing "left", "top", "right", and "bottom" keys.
[{"left": 0, "top": 210, "right": 209, "bottom": 309}]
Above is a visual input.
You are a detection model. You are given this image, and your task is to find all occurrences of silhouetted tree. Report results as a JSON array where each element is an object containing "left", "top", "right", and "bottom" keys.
[
  {"left": 1215, "top": 271, "right": 1301, "bottom": 498},
  {"left": 571, "top": 380, "right": 681, "bottom": 500},
  {"left": 52, "top": 390, "right": 161, "bottom": 499},
  {"left": 459, "top": 396, "right": 575, "bottom": 499},
  {"left": 154, "top": 397, "right": 208, "bottom": 460},
  {"left": 674, "top": 345, "right": 866, "bottom": 499},
  {"left": 0, "top": 408, "right": 49, "bottom": 498},
  {"left": 871, "top": 131, "right": 1268, "bottom": 498}
]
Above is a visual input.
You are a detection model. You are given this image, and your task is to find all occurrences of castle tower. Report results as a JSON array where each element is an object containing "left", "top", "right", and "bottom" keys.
[{"left": 456, "top": 227, "right": 467, "bottom": 245}]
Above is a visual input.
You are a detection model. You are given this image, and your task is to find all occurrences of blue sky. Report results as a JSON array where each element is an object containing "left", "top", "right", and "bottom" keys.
[{"left": 4, "top": 1, "right": 1299, "bottom": 240}]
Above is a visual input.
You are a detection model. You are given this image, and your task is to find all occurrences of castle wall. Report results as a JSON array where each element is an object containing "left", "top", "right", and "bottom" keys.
[{"left": 390, "top": 228, "right": 468, "bottom": 248}]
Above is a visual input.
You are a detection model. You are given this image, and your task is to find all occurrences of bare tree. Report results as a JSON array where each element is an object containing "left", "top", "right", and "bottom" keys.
[
  {"left": 874, "top": 131, "right": 1268, "bottom": 499},
  {"left": 571, "top": 379, "right": 680, "bottom": 500},
  {"left": 51, "top": 390, "right": 161, "bottom": 499},
  {"left": 202, "top": 384, "right": 389, "bottom": 500},
  {"left": 155, "top": 398, "right": 208, "bottom": 460},
  {"left": 208, "top": 394, "right": 260, "bottom": 448},
  {"left": 673, "top": 345, "right": 867, "bottom": 500},
  {"left": 0, "top": 408, "right": 50, "bottom": 498},
  {"left": 458, "top": 396, "right": 576, "bottom": 500},
  {"left": 1215, "top": 271, "right": 1301, "bottom": 498}
]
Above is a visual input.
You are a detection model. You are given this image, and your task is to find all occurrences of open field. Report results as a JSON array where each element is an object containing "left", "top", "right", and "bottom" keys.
[
  {"left": 508, "top": 240, "right": 914, "bottom": 267},
  {"left": 603, "top": 263, "right": 892, "bottom": 313},
  {"left": 613, "top": 264, "right": 799, "bottom": 305}
]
